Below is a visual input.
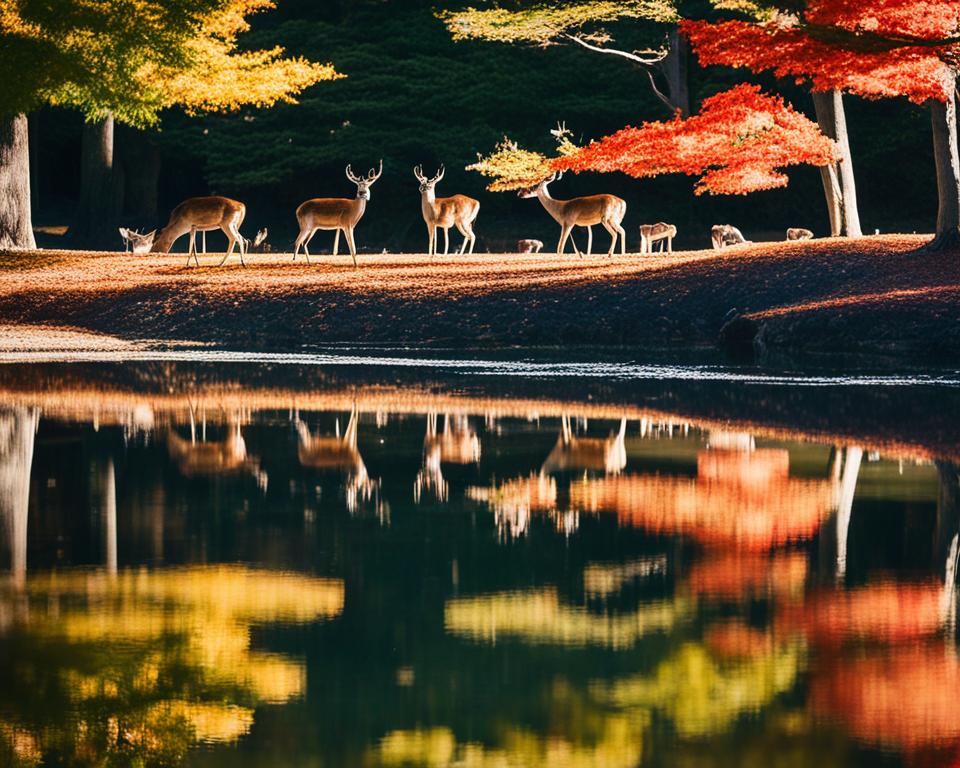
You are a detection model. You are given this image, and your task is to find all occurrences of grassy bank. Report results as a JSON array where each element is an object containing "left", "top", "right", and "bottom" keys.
[{"left": 0, "top": 235, "right": 957, "bottom": 358}]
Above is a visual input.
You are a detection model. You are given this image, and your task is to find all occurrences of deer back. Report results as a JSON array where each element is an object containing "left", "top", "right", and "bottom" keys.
[{"left": 297, "top": 198, "right": 366, "bottom": 229}]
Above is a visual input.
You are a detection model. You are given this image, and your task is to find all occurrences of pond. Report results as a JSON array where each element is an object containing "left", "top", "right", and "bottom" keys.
[{"left": 0, "top": 354, "right": 958, "bottom": 767}]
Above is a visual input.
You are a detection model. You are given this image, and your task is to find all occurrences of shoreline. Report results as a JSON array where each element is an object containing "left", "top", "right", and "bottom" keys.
[{"left": 0, "top": 235, "right": 957, "bottom": 361}]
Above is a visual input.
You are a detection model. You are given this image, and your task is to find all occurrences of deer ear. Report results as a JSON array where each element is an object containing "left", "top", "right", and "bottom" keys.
[
  {"left": 118, "top": 228, "right": 129, "bottom": 238},
  {"left": 145, "top": 230, "right": 156, "bottom": 239}
]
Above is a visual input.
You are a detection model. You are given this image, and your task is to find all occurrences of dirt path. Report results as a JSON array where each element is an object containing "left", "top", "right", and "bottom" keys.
[{"left": 0, "top": 235, "right": 957, "bottom": 357}]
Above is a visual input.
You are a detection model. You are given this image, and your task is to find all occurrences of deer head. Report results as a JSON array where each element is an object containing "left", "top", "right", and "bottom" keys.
[
  {"left": 413, "top": 165, "right": 445, "bottom": 194},
  {"left": 346, "top": 161, "right": 383, "bottom": 201},
  {"left": 119, "top": 227, "right": 156, "bottom": 254},
  {"left": 518, "top": 172, "right": 560, "bottom": 199}
]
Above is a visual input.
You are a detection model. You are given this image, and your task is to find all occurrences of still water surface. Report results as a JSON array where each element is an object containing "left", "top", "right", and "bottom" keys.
[{"left": 0, "top": 357, "right": 958, "bottom": 767}]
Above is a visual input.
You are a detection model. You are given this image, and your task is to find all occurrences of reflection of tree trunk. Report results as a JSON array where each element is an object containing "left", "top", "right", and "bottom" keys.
[
  {"left": 813, "top": 91, "right": 862, "bottom": 238},
  {"left": 100, "top": 458, "right": 117, "bottom": 575},
  {"left": 937, "top": 464, "right": 960, "bottom": 634},
  {"left": 0, "top": 113, "right": 37, "bottom": 250},
  {"left": 119, "top": 127, "right": 161, "bottom": 222},
  {"left": 929, "top": 71, "right": 960, "bottom": 251},
  {"left": 835, "top": 446, "right": 863, "bottom": 582},
  {"left": 660, "top": 29, "right": 690, "bottom": 117},
  {"left": 68, "top": 112, "right": 122, "bottom": 250},
  {"left": 0, "top": 407, "right": 39, "bottom": 586}
]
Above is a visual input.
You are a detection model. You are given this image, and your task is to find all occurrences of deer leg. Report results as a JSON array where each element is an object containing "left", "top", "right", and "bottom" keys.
[
  {"left": 202, "top": 230, "right": 207, "bottom": 256},
  {"left": 456, "top": 223, "right": 469, "bottom": 256},
  {"left": 303, "top": 228, "right": 319, "bottom": 262},
  {"left": 617, "top": 223, "right": 627, "bottom": 257},
  {"left": 217, "top": 224, "right": 235, "bottom": 267},
  {"left": 428, "top": 225, "right": 436, "bottom": 257},
  {"left": 558, "top": 225, "right": 574, "bottom": 256},
  {"left": 293, "top": 227, "right": 306, "bottom": 261},
  {"left": 668, "top": 236, "right": 673, "bottom": 254},
  {"left": 235, "top": 222, "right": 246, "bottom": 267},
  {"left": 601, "top": 221, "right": 618, "bottom": 257},
  {"left": 188, "top": 227, "right": 199, "bottom": 267},
  {"left": 443, "top": 228, "right": 450, "bottom": 256},
  {"left": 586, "top": 226, "right": 593, "bottom": 257},
  {"left": 345, "top": 227, "right": 358, "bottom": 267},
  {"left": 333, "top": 228, "right": 340, "bottom": 258}
]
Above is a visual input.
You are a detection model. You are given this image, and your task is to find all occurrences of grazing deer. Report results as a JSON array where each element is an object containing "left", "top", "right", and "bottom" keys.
[
  {"left": 294, "top": 162, "right": 383, "bottom": 266},
  {"left": 786, "top": 227, "right": 814, "bottom": 241},
  {"left": 517, "top": 239, "right": 544, "bottom": 254},
  {"left": 165, "top": 414, "right": 267, "bottom": 488},
  {"left": 245, "top": 228, "right": 271, "bottom": 253},
  {"left": 711, "top": 224, "right": 748, "bottom": 250},
  {"left": 119, "top": 227, "right": 156, "bottom": 254},
  {"left": 519, "top": 172, "right": 627, "bottom": 257},
  {"left": 149, "top": 196, "right": 247, "bottom": 267},
  {"left": 640, "top": 222, "right": 677, "bottom": 254},
  {"left": 541, "top": 416, "right": 627, "bottom": 475},
  {"left": 413, "top": 165, "right": 480, "bottom": 256}
]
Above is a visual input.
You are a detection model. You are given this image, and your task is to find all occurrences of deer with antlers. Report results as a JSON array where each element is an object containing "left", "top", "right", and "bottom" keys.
[
  {"left": 413, "top": 165, "right": 480, "bottom": 256},
  {"left": 519, "top": 172, "right": 627, "bottom": 257},
  {"left": 147, "top": 196, "right": 247, "bottom": 267},
  {"left": 293, "top": 162, "right": 383, "bottom": 266}
]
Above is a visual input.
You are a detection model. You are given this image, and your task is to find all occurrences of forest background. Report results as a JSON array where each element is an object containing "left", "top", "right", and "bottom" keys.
[{"left": 29, "top": 0, "right": 936, "bottom": 252}]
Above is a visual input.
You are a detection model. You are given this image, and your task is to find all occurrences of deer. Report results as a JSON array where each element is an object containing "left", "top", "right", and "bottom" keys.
[
  {"left": 541, "top": 415, "right": 627, "bottom": 475},
  {"left": 246, "top": 228, "right": 271, "bottom": 253},
  {"left": 119, "top": 227, "right": 156, "bottom": 254},
  {"left": 293, "top": 161, "right": 383, "bottom": 267},
  {"left": 414, "top": 413, "right": 481, "bottom": 503},
  {"left": 165, "top": 413, "right": 267, "bottom": 488},
  {"left": 786, "top": 227, "right": 814, "bottom": 241},
  {"left": 519, "top": 172, "right": 627, "bottom": 257},
  {"left": 413, "top": 165, "right": 480, "bottom": 256},
  {"left": 517, "top": 239, "right": 544, "bottom": 254},
  {"left": 639, "top": 222, "right": 677, "bottom": 254},
  {"left": 711, "top": 224, "right": 749, "bottom": 250},
  {"left": 147, "top": 196, "right": 247, "bottom": 266}
]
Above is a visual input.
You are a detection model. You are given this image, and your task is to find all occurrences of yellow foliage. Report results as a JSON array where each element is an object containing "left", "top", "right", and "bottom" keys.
[
  {"left": 441, "top": 1, "right": 678, "bottom": 44},
  {"left": 467, "top": 139, "right": 556, "bottom": 192}
]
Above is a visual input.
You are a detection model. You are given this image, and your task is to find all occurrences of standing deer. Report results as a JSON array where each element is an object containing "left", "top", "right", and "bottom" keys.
[
  {"left": 294, "top": 161, "right": 383, "bottom": 266},
  {"left": 639, "top": 222, "right": 677, "bottom": 254},
  {"left": 519, "top": 172, "right": 627, "bottom": 257},
  {"left": 149, "top": 196, "right": 247, "bottom": 266},
  {"left": 413, "top": 165, "right": 480, "bottom": 256}
]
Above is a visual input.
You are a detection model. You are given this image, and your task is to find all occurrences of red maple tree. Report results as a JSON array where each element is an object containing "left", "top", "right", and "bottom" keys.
[
  {"left": 681, "top": 0, "right": 960, "bottom": 248},
  {"left": 553, "top": 83, "right": 837, "bottom": 195}
]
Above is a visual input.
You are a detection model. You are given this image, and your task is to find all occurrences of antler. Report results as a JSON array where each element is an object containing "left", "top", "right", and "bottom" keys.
[
  {"left": 413, "top": 164, "right": 426, "bottom": 183},
  {"left": 431, "top": 165, "right": 445, "bottom": 184},
  {"left": 345, "top": 164, "right": 362, "bottom": 184},
  {"left": 367, "top": 159, "right": 384, "bottom": 183}
]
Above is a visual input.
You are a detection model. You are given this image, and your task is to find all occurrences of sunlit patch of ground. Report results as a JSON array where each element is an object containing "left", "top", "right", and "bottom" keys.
[{"left": 0, "top": 234, "right": 956, "bottom": 355}]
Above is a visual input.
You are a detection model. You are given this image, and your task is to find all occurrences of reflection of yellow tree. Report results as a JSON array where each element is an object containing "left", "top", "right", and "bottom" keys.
[
  {"left": 444, "top": 588, "right": 691, "bottom": 649},
  {"left": 0, "top": 566, "right": 344, "bottom": 763},
  {"left": 593, "top": 640, "right": 805, "bottom": 738}
]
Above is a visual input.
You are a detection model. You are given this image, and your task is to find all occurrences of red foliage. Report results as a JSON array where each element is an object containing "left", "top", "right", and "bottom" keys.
[
  {"left": 682, "top": 0, "right": 960, "bottom": 104},
  {"left": 553, "top": 84, "right": 837, "bottom": 195}
]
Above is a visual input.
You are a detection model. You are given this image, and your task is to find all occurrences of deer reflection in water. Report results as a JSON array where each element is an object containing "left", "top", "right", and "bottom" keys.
[
  {"left": 166, "top": 409, "right": 267, "bottom": 490},
  {"left": 414, "top": 413, "right": 480, "bottom": 503},
  {"left": 296, "top": 408, "right": 385, "bottom": 519},
  {"left": 541, "top": 415, "right": 627, "bottom": 475}
]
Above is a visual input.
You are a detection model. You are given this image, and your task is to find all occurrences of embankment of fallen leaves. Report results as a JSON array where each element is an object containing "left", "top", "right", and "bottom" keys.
[{"left": 0, "top": 235, "right": 956, "bottom": 358}]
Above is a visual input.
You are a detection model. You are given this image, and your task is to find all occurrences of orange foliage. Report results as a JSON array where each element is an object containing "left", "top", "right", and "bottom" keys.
[
  {"left": 553, "top": 84, "right": 837, "bottom": 195},
  {"left": 682, "top": 0, "right": 960, "bottom": 104},
  {"left": 810, "top": 645, "right": 960, "bottom": 749}
]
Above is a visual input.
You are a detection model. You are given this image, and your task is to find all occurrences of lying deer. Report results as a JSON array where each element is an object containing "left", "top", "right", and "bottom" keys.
[
  {"left": 247, "top": 228, "right": 271, "bottom": 253},
  {"left": 148, "top": 196, "right": 247, "bottom": 266},
  {"left": 639, "top": 222, "right": 677, "bottom": 254},
  {"left": 711, "top": 224, "right": 748, "bottom": 250},
  {"left": 517, "top": 239, "right": 544, "bottom": 254},
  {"left": 414, "top": 165, "right": 480, "bottom": 256},
  {"left": 294, "top": 162, "right": 383, "bottom": 266},
  {"left": 520, "top": 172, "right": 627, "bottom": 257},
  {"left": 786, "top": 227, "right": 814, "bottom": 241}
]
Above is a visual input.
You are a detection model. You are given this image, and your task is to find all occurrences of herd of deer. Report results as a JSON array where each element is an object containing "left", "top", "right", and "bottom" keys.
[{"left": 118, "top": 162, "right": 816, "bottom": 266}]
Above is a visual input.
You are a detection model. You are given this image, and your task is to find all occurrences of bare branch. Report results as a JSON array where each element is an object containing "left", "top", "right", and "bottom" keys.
[{"left": 562, "top": 33, "right": 668, "bottom": 65}]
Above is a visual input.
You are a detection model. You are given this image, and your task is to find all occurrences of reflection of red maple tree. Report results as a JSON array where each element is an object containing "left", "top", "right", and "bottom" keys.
[{"left": 554, "top": 84, "right": 837, "bottom": 195}]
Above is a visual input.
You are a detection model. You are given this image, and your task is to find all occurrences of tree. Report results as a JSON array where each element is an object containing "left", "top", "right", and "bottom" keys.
[
  {"left": 0, "top": 0, "right": 338, "bottom": 251},
  {"left": 681, "top": 0, "right": 960, "bottom": 249},
  {"left": 68, "top": 0, "right": 339, "bottom": 249},
  {"left": 468, "top": 85, "right": 837, "bottom": 198},
  {"left": 440, "top": 0, "right": 691, "bottom": 116}
]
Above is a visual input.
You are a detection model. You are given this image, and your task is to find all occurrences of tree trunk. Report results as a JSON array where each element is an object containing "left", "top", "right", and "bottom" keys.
[
  {"left": 119, "top": 126, "right": 161, "bottom": 222},
  {"left": 28, "top": 111, "right": 40, "bottom": 216},
  {"left": 929, "top": 70, "right": 960, "bottom": 252},
  {"left": 661, "top": 29, "right": 690, "bottom": 117},
  {"left": 813, "top": 90, "right": 863, "bottom": 237},
  {"left": 818, "top": 163, "right": 843, "bottom": 237},
  {"left": 68, "top": 112, "right": 122, "bottom": 250},
  {"left": 0, "top": 113, "right": 37, "bottom": 250}
]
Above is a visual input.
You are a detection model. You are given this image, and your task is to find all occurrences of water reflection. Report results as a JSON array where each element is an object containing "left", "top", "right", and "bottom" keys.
[{"left": 0, "top": 367, "right": 956, "bottom": 767}]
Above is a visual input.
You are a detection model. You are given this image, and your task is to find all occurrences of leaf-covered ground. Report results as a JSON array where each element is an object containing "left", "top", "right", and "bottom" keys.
[{"left": 0, "top": 235, "right": 956, "bottom": 358}]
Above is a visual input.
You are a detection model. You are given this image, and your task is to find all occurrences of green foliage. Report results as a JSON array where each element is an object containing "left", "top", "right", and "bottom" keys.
[{"left": 0, "top": 0, "right": 228, "bottom": 124}]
